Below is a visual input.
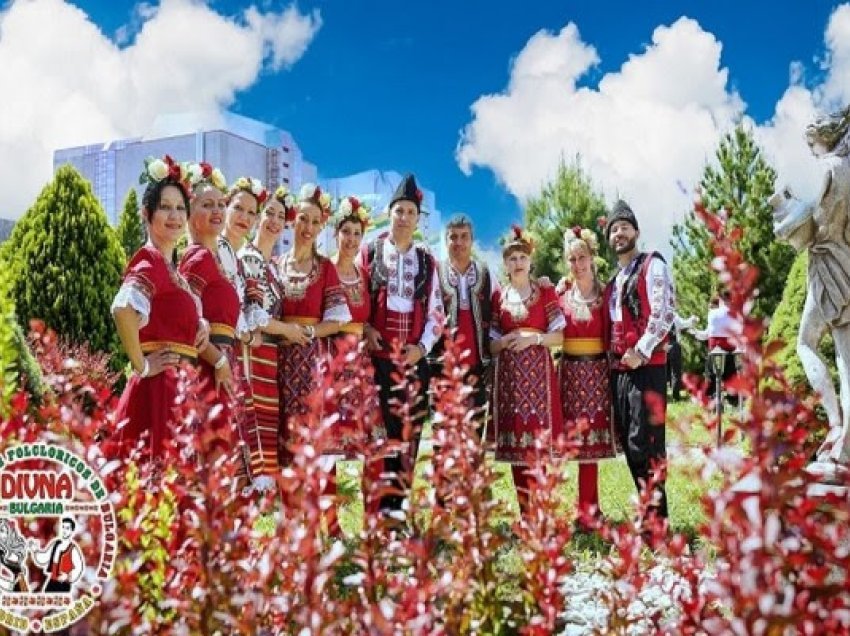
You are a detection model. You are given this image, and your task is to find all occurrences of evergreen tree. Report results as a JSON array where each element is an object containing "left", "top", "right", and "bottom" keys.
[
  {"left": 117, "top": 187, "right": 145, "bottom": 259},
  {"left": 672, "top": 125, "right": 795, "bottom": 372},
  {"left": 4, "top": 165, "right": 125, "bottom": 355},
  {"left": 522, "top": 159, "right": 614, "bottom": 283}
]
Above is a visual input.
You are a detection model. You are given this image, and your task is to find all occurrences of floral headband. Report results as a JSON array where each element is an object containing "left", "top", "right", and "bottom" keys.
[
  {"left": 186, "top": 161, "right": 227, "bottom": 193},
  {"left": 230, "top": 176, "right": 268, "bottom": 205},
  {"left": 139, "top": 155, "right": 190, "bottom": 193},
  {"left": 336, "top": 196, "right": 371, "bottom": 230},
  {"left": 270, "top": 185, "right": 298, "bottom": 222},
  {"left": 298, "top": 183, "right": 333, "bottom": 221},
  {"left": 502, "top": 224, "right": 536, "bottom": 254},
  {"left": 565, "top": 225, "right": 599, "bottom": 254}
]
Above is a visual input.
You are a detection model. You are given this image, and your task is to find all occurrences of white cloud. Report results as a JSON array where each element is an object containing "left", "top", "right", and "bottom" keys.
[
  {"left": 457, "top": 7, "right": 850, "bottom": 254},
  {"left": 0, "top": 0, "right": 321, "bottom": 219}
]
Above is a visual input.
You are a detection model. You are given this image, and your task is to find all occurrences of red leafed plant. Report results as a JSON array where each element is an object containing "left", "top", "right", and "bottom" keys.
[{"left": 5, "top": 195, "right": 850, "bottom": 633}]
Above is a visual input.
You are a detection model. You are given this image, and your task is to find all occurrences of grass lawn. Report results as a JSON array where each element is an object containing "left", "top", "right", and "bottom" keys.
[{"left": 334, "top": 398, "right": 741, "bottom": 551}]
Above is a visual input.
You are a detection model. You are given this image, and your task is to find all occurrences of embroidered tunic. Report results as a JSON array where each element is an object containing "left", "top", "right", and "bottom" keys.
[
  {"left": 277, "top": 255, "right": 351, "bottom": 457},
  {"left": 490, "top": 282, "right": 566, "bottom": 464},
  {"left": 359, "top": 236, "right": 444, "bottom": 357},
  {"left": 558, "top": 285, "right": 617, "bottom": 461},
  {"left": 112, "top": 245, "right": 200, "bottom": 457}
]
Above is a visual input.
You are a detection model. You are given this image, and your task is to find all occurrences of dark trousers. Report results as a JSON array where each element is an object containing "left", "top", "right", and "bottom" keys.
[
  {"left": 372, "top": 356, "right": 431, "bottom": 513},
  {"left": 612, "top": 365, "right": 668, "bottom": 518},
  {"left": 666, "top": 339, "right": 683, "bottom": 399}
]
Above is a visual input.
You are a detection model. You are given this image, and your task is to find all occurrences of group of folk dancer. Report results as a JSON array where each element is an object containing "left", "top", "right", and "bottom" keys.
[{"left": 110, "top": 154, "right": 678, "bottom": 531}]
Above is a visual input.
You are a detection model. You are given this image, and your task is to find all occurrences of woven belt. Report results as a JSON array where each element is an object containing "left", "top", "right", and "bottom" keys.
[
  {"left": 210, "top": 333, "right": 236, "bottom": 346},
  {"left": 563, "top": 352, "right": 607, "bottom": 362},
  {"left": 562, "top": 337, "right": 605, "bottom": 356},
  {"left": 140, "top": 341, "right": 198, "bottom": 363}
]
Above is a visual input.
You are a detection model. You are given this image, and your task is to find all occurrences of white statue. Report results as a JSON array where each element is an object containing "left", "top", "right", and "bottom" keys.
[{"left": 770, "top": 104, "right": 850, "bottom": 480}]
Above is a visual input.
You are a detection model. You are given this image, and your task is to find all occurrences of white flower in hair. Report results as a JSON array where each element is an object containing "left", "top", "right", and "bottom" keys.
[
  {"left": 283, "top": 193, "right": 296, "bottom": 208},
  {"left": 148, "top": 159, "right": 169, "bottom": 182},
  {"left": 186, "top": 163, "right": 204, "bottom": 185},
  {"left": 319, "top": 192, "right": 332, "bottom": 210},
  {"left": 251, "top": 179, "right": 264, "bottom": 196},
  {"left": 338, "top": 197, "right": 353, "bottom": 216}
]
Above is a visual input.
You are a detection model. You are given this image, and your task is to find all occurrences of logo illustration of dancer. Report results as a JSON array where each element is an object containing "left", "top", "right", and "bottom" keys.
[
  {"left": 28, "top": 518, "right": 84, "bottom": 593},
  {"left": 0, "top": 518, "right": 29, "bottom": 592},
  {"left": 0, "top": 443, "right": 116, "bottom": 633}
]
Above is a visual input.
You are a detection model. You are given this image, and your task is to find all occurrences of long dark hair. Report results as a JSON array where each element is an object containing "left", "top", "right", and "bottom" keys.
[
  {"left": 141, "top": 179, "right": 191, "bottom": 222},
  {"left": 141, "top": 179, "right": 190, "bottom": 265}
]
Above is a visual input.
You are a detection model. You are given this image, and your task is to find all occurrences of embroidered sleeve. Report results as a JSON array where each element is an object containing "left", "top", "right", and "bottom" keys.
[
  {"left": 322, "top": 261, "right": 352, "bottom": 323},
  {"left": 489, "top": 289, "right": 503, "bottom": 340},
  {"left": 636, "top": 256, "right": 675, "bottom": 358},
  {"left": 542, "top": 285, "right": 567, "bottom": 333},
  {"left": 111, "top": 255, "right": 156, "bottom": 328},
  {"left": 419, "top": 259, "right": 445, "bottom": 354}
]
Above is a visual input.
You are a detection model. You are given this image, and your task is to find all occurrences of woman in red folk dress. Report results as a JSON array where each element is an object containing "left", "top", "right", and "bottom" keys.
[
  {"left": 277, "top": 184, "right": 351, "bottom": 470},
  {"left": 111, "top": 156, "right": 206, "bottom": 458},
  {"left": 178, "top": 165, "right": 264, "bottom": 483},
  {"left": 489, "top": 226, "right": 566, "bottom": 517},
  {"left": 238, "top": 186, "right": 307, "bottom": 487},
  {"left": 558, "top": 227, "right": 617, "bottom": 527},
  {"left": 328, "top": 197, "right": 385, "bottom": 523}
]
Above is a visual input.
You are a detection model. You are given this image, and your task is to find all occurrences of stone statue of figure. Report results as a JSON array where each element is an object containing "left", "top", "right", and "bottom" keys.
[{"left": 770, "top": 104, "right": 850, "bottom": 479}]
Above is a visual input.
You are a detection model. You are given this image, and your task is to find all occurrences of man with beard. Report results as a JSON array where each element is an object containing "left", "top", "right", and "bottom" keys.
[
  {"left": 604, "top": 200, "right": 676, "bottom": 523},
  {"left": 430, "top": 214, "right": 493, "bottom": 438}
]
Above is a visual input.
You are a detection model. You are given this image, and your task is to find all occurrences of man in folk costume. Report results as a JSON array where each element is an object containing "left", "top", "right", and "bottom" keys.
[
  {"left": 604, "top": 200, "right": 676, "bottom": 521},
  {"left": 360, "top": 173, "right": 444, "bottom": 515},
  {"left": 430, "top": 213, "right": 493, "bottom": 437}
]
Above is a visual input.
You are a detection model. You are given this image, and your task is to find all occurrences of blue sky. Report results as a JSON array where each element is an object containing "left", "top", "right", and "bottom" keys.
[{"left": 6, "top": 0, "right": 848, "bottom": 249}]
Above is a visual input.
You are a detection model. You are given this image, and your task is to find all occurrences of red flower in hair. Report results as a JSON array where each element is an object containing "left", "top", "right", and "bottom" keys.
[
  {"left": 199, "top": 162, "right": 213, "bottom": 178},
  {"left": 256, "top": 190, "right": 269, "bottom": 205},
  {"left": 511, "top": 224, "right": 523, "bottom": 240},
  {"left": 350, "top": 196, "right": 361, "bottom": 212},
  {"left": 597, "top": 216, "right": 607, "bottom": 230},
  {"left": 285, "top": 206, "right": 297, "bottom": 223},
  {"left": 415, "top": 188, "right": 423, "bottom": 203},
  {"left": 164, "top": 155, "right": 181, "bottom": 181},
  {"left": 572, "top": 226, "right": 582, "bottom": 239}
]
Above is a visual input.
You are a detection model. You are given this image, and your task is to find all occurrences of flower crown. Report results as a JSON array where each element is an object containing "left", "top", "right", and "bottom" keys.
[
  {"left": 186, "top": 161, "right": 227, "bottom": 193},
  {"left": 298, "top": 183, "right": 333, "bottom": 221},
  {"left": 336, "top": 196, "right": 371, "bottom": 229},
  {"left": 271, "top": 185, "right": 298, "bottom": 222},
  {"left": 565, "top": 225, "right": 599, "bottom": 254},
  {"left": 501, "top": 224, "right": 535, "bottom": 253},
  {"left": 230, "top": 176, "right": 268, "bottom": 205},
  {"left": 139, "top": 155, "right": 190, "bottom": 193}
]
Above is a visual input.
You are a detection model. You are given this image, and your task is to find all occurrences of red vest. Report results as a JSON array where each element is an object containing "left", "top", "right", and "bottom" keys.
[{"left": 607, "top": 252, "right": 668, "bottom": 370}]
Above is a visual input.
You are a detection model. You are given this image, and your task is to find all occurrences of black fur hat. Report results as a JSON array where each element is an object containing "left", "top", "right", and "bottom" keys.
[
  {"left": 389, "top": 173, "right": 423, "bottom": 213},
  {"left": 605, "top": 199, "right": 639, "bottom": 239}
]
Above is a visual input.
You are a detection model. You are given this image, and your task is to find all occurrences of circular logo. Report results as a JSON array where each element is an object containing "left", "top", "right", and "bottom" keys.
[{"left": 0, "top": 443, "right": 116, "bottom": 633}]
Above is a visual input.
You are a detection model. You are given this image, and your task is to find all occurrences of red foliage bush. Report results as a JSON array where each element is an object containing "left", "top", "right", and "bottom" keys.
[{"left": 3, "top": 200, "right": 850, "bottom": 633}]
